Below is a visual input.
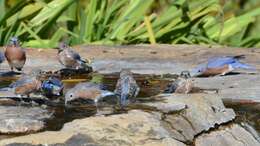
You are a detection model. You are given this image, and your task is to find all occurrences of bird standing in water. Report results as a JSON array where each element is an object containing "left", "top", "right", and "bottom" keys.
[
  {"left": 165, "top": 71, "right": 194, "bottom": 94},
  {"left": 57, "top": 42, "right": 90, "bottom": 70},
  {"left": 41, "top": 77, "right": 63, "bottom": 97},
  {"left": 4, "top": 37, "right": 26, "bottom": 72},
  {"left": 114, "top": 69, "right": 140, "bottom": 107},
  {"left": 191, "top": 55, "right": 255, "bottom": 77},
  {"left": 65, "top": 82, "right": 116, "bottom": 107},
  {"left": 9, "top": 70, "right": 42, "bottom": 97}
]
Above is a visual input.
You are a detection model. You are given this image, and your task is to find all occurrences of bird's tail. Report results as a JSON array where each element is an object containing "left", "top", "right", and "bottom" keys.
[
  {"left": 77, "top": 60, "right": 92, "bottom": 71},
  {"left": 231, "top": 62, "right": 256, "bottom": 70},
  {"left": 0, "top": 87, "right": 12, "bottom": 91},
  {"left": 233, "top": 55, "right": 246, "bottom": 60},
  {"left": 95, "top": 90, "right": 116, "bottom": 103}
]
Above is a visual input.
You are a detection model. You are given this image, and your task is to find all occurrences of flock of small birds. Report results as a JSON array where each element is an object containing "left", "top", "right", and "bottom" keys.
[{"left": 0, "top": 37, "right": 256, "bottom": 109}]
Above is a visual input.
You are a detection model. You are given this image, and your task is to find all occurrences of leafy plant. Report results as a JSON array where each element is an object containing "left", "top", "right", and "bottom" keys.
[{"left": 0, "top": 0, "right": 260, "bottom": 48}]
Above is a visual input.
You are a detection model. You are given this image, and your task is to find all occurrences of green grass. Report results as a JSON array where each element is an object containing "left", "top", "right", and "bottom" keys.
[{"left": 0, "top": 0, "right": 260, "bottom": 48}]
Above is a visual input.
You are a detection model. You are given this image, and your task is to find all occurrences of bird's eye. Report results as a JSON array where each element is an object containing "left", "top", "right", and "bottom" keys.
[{"left": 70, "top": 94, "right": 73, "bottom": 97}]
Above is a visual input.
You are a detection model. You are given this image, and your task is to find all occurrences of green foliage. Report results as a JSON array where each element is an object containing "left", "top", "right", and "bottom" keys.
[{"left": 0, "top": 0, "right": 260, "bottom": 48}]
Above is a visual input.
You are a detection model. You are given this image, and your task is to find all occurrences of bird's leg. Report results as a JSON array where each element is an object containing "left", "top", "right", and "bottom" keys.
[{"left": 94, "top": 99, "right": 101, "bottom": 116}]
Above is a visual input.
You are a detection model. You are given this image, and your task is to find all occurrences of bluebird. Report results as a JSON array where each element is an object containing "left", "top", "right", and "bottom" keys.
[
  {"left": 114, "top": 69, "right": 140, "bottom": 107},
  {"left": 4, "top": 37, "right": 26, "bottom": 71},
  {"left": 41, "top": 77, "right": 63, "bottom": 97},
  {"left": 191, "top": 55, "right": 255, "bottom": 77},
  {"left": 165, "top": 71, "right": 194, "bottom": 94},
  {"left": 0, "top": 51, "right": 5, "bottom": 64},
  {"left": 65, "top": 82, "right": 116, "bottom": 106},
  {"left": 58, "top": 42, "right": 90, "bottom": 70},
  {"left": 9, "top": 70, "right": 42, "bottom": 97}
]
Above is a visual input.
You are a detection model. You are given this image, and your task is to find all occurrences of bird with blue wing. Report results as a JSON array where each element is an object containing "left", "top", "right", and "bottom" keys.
[
  {"left": 58, "top": 42, "right": 92, "bottom": 70},
  {"left": 114, "top": 69, "right": 140, "bottom": 107},
  {"left": 8, "top": 70, "right": 43, "bottom": 97},
  {"left": 191, "top": 55, "right": 256, "bottom": 77},
  {"left": 41, "top": 77, "right": 63, "bottom": 97}
]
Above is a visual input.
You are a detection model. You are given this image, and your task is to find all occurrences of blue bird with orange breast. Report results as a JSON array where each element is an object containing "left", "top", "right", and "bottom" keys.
[
  {"left": 4, "top": 37, "right": 26, "bottom": 71},
  {"left": 191, "top": 55, "right": 255, "bottom": 77},
  {"left": 8, "top": 70, "right": 42, "bottom": 97}
]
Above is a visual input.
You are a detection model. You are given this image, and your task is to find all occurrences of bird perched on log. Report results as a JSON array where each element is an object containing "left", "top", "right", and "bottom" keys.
[
  {"left": 57, "top": 42, "right": 91, "bottom": 70},
  {"left": 114, "top": 69, "right": 140, "bottom": 107},
  {"left": 165, "top": 71, "right": 194, "bottom": 94},
  {"left": 191, "top": 55, "right": 255, "bottom": 77},
  {"left": 65, "top": 82, "right": 116, "bottom": 106},
  {"left": 41, "top": 77, "right": 63, "bottom": 97},
  {"left": 9, "top": 70, "right": 43, "bottom": 97},
  {"left": 4, "top": 37, "right": 26, "bottom": 71},
  {"left": 0, "top": 51, "right": 5, "bottom": 64}
]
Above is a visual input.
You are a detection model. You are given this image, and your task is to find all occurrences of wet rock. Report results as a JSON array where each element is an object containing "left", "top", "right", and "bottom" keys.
[
  {"left": 195, "top": 124, "right": 260, "bottom": 146},
  {"left": 0, "top": 106, "right": 53, "bottom": 134},
  {"left": 144, "top": 96, "right": 187, "bottom": 114},
  {"left": 0, "top": 99, "right": 18, "bottom": 106},
  {"left": 0, "top": 110, "right": 186, "bottom": 146},
  {"left": 146, "top": 94, "right": 236, "bottom": 143}
]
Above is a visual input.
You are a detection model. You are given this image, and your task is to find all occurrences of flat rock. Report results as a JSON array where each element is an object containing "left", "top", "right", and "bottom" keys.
[
  {"left": 146, "top": 94, "right": 236, "bottom": 143},
  {"left": 195, "top": 124, "right": 260, "bottom": 146},
  {"left": 0, "top": 106, "right": 53, "bottom": 134},
  {"left": 0, "top": 110, "right": 186, "bottom": 146},
  {"left": 194, "top": 74, "right": 260, "bottom": 103}
]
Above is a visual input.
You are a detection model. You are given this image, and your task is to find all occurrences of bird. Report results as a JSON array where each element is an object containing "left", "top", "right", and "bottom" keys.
[
  {"left": 4, "top": 37, "right": 26, "bottom": 71},
  {"left": 41, "top": 77, "right": 63, "bottom": 97},
  {"left": 8, "top": 70, "right": 43, "bottom": 97},
  {"left": 65, "top": 82, "right": 116, "bottom": 106},
  {"left": 114, "top": 69, "right": 140, "bottom": 107},
  {"left": 165, "top": 71, "right": 194, "bottom": 94},
  {"left": 191, "top": 55, "right": 255, "bottom": 77},
  {"left": 0, "top": 51, "right": 5, "bottom": 64},
  {"left": 57, "top": 42, "right": 90, "bottom": 70}
]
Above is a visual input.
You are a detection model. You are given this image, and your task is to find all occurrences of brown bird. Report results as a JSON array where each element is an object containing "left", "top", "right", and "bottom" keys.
[
  {"left": 58, "top": 42, "right": 89, "bottom": 70},
  {"left": 165, "top": 71, "right": 194, "bottom": 94},
  {"left": 9, "top": 70, "right": 43, "bottom": 97},
  {"left": 114, "top": 69, "right": 140, "bottom": 107},
  {"left": 4, "top": 37, "right": 26, "bottom": 71},
  {"left": 65, "top": 82, "right": 116, "bottom": 106}
]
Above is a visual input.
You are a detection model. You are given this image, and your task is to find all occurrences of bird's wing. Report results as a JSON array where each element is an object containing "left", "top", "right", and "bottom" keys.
[
  {"left": 230, "top": 62, "right": 256, "bottom": 70},
  {"left": 207, "top": 56, "right": 237, "bottom": 68},
  {"left": 121, "top": 77, "right": 131, "bottom": 96},
  {"left": 67, "top": 48, "right": 85, "bottom": 63},
  {"left": 114, "top": 78, "right": 122, "bottom": 95},
  {"left": 10, "top": 76, "right": 33, "bottom": 88},
  {"left": 49, "top": 77, "right": 63, "bottom": 87}
]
